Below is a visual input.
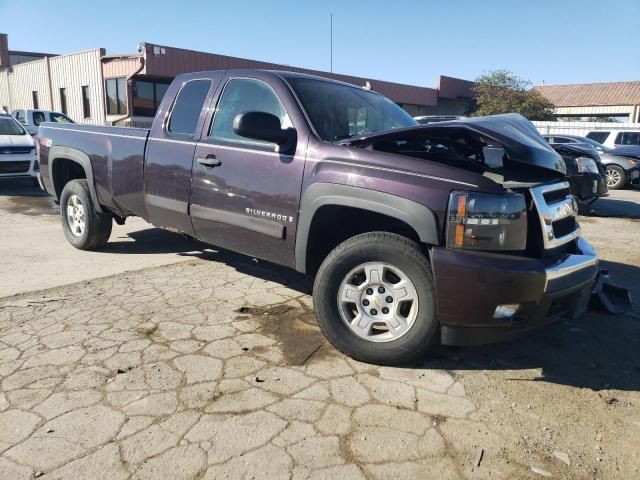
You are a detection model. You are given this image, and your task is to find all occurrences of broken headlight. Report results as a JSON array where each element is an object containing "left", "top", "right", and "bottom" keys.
[{"left": 446, "top": 191, "right": 527, "bottom": 251}]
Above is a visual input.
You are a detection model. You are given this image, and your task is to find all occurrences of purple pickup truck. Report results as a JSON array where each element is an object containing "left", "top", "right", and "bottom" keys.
[{"left": 37, "top": 70, "right": 599, "bottom": 364}]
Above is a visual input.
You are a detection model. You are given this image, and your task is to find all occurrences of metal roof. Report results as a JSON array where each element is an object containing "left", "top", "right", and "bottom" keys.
[{"left": 535, "top": 81, "right": 640, "bottom": 107}]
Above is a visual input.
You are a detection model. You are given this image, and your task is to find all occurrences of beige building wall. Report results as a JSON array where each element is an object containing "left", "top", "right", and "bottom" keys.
[
  {"left": 0, "top": 48, "right": 106, "bottom": 125},
  {"left": 49, "top": 49, "right": 105, "bottom": 125},
  {"left": 6, "top": 59, "right": 51, "bottom": 111}
]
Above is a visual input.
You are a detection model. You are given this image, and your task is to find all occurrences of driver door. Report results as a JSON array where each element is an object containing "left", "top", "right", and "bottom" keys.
[{"left": 189, "top": 76, "right": 306, "bottom": 267}]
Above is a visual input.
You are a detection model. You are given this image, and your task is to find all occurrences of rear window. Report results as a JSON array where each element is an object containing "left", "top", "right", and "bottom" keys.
[
  {"left": 615, "top": 132, "right": 640, "bottom": 146},
  {"left": 0, "top": 116, "right": 27, "bottom": 135},
  {"left": 168, "top": 79, "right": 211, "bottom": 136},
  {"left": 586, "top": 131, "right": 610, "bottom": 143}
]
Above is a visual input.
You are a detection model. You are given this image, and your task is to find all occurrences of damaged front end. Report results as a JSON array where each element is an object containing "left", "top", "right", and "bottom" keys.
[{"left": 342, "top": 114, "right": 630, "bottom": 343}]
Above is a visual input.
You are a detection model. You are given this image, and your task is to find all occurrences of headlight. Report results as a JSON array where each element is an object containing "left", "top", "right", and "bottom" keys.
[
  {"left": 576, "top": 157, "right": 598, "bottom": 174},
  {"left": 446, "top": 191, "right": 527, "bottom": 251}
]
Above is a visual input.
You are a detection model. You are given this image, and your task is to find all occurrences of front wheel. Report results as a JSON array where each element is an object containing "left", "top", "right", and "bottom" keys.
[
  {"left": 606, "top": 165, "right": 627, "bottom": 190},
  {"left": 313, "top": 232, "right": 438, "bottom": 365},
  {"left": 60, "top": 179, "right": 112, "bottom": 250}
]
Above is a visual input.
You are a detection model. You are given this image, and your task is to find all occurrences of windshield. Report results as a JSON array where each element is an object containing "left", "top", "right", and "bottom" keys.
[
  {"left": 0, "top": 116, "right": 27, "bottom": 135},
  {"left": 578, "top": 136, "right": 612, "bottom": 152},
  {"left": 288, "top": 78, "right": 417, "bottom": 142}
]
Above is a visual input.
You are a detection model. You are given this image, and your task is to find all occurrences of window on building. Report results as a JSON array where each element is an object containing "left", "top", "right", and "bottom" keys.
[
  {"left": 132, "top": 79, "right": 171, "bottom": 117},
  {"left": 59, "top": 88, "right": 68, "bottom": 114},
  {"left": 616, "top": 132, "right": 640, "bottom": 146},
  {"left": 33, "top": 111, "right": 46, "bottom": 126},
  {"left": 167, "top": 79, "right": 211, "bottom": 136},
  {"left": 81, "top": 86, "right": 91, "bottom": 119},
  {"left": 32, "top": 91, "right": 39, "bottom": 109},
  {"left": 210, "top": 78, "right": 290, "bottom": 145},
  {"left": 105, "top": 77, "right": 127, "bottom": 115}
]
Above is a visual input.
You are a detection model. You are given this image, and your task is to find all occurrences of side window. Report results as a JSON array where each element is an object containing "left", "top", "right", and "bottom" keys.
[
  {"left": 15, "top": 110, "right": 25, "bottom": 123},
  {"left": 32, "top": 111, "right": 46, "bottom": 125},
  {"left": 617, "top": 132, "right": 640, "bottom": 145},
  {"left": 586, "top": 131, "right": 610, "bottom": 143},
  {"left": 167, "top": 79, "right": 211, "bottom": 136},
  {"left": 50, "top": 113, "right": 73, "bottom": 124},
  {"left": 552, "top": 137, "right": 571, "bottom": 143},
  {"left": 210, "top": 78, "right": 291, "bottom": 145}
]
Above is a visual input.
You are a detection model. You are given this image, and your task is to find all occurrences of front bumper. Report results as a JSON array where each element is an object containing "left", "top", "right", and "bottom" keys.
[
  {"left": 567, "top": 172, "right": 607, "bottom": 199},
  {"left": 0, "top": 154, "right": 38, "bottom": 179},
  {"left": 433, "top": 237, "right": 598, "bottom": 346}
]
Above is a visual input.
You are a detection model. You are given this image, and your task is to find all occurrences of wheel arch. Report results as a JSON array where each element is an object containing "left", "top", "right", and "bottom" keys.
[
  {"left": 295, "top": 183, "right": 440, "bottom": 274},
  {"left": 49, "top": 146, "right": 103, "bottom": 213}
]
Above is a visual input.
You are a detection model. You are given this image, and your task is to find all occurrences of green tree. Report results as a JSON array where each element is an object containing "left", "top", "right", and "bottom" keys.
[{"left": 470, "top": 70, "right": 556, "bottom": 120}]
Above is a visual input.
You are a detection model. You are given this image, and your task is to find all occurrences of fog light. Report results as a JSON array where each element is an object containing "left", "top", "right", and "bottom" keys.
[{"left": 494, "top": 304, "right": 520, "bottom": 319}]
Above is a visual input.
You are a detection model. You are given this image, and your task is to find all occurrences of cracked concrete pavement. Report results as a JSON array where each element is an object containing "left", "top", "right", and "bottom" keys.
[{"left": 1, "top": 183, "right": 639, "bottom": 479}]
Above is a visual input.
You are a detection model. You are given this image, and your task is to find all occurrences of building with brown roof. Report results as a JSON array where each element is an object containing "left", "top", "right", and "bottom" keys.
[
  {"left": 0, "top": 33, "right": 473, "bottom": 127},
  {"left": 535, "top": 81, "right": 640, "bottom": 123}
]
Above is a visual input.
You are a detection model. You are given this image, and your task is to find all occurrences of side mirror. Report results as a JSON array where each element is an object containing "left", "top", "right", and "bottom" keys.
[{"left": 233, "top": 111, "right": 289, "bottom": 146}]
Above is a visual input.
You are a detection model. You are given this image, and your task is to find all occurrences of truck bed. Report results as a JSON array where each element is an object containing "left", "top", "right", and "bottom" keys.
[{"left": 39, "top": 123, "right": 150, "bottom": 218}]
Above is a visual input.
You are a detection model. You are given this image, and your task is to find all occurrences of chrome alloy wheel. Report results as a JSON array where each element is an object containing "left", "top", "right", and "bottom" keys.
[
  {"left": 606, "top": 168, "right": 622, "bottom": 188},
  {"left": 337, "top": 262, "right": 419, "bottom": 342},
  {"left": 66, "top": 194, "right": 86, "bottom": 237}
]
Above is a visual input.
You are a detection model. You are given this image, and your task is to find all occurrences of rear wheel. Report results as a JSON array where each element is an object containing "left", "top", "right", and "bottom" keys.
[
  {"left": 606, "top": 165, "right": 627, "bottom": 190},
  {"left": 60, "top": 179, "right": 112, "bottom": 250},
  {"left": 313, "top": 232, "right": 438, "bottom": 365}
]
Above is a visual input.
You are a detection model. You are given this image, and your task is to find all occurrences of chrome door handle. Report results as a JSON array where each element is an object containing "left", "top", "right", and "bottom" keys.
[{"left": 197, "top": 155, "right": 221, "bottom": 168}]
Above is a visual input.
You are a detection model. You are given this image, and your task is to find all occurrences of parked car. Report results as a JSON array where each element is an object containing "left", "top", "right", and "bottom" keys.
[
  {"left": 547, "top": 142, "right": 607, "bottom": 200},
  {"left": 37, "top": 70, "right": 599, "bottom": 365},
  {"left": 12, "top": 109, "right": 74, "bottom": 136},
  {"left": 544, "top": 134, "right": 640, "bottom": 189},
  {"left": 414, "top": 115, "right": 464, "bottom": 124},
  {"left": 586, "top": 129, "right": 640, "bottom": 149},
  {"left": 0, "top": 113, "right": 37, "bottom": 181}
]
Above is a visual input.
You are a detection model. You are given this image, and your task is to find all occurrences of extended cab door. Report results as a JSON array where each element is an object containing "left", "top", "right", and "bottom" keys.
[
  {"left": 189, "top": 75, "right": 307, "bottom": 267},
  {"left": 144, "top": 74, "right": 222, "bottom": 234}
]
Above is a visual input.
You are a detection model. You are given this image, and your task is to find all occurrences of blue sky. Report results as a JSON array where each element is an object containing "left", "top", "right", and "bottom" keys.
[{"left": 1, "top": 0, "right": 638, "bottom": 87}]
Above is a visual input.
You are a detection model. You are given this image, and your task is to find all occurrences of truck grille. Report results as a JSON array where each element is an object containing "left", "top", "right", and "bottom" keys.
[
  {"left": 530, "top": 181, "right": 580, "bottom": 250},
  {"left": 0, "top": 161, "right": 31, "bottom": 174}
]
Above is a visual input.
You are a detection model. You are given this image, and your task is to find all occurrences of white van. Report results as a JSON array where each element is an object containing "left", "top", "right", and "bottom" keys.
[
  {"left": 586, "top": 130, "right": 640, "bottom": 148},
  {"left": 11, "top": 109, "right": 74, "bottom": 136}
]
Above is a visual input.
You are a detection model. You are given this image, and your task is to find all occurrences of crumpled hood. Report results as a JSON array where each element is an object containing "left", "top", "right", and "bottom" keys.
[{"left": 344, "top": 113, "right": 567, "bottom": 175}]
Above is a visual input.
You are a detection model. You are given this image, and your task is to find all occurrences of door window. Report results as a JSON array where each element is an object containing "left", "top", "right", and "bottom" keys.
[
  {"left": 49, "top": 112, "right": 73, "bottom": 123},
  {"left": 32, "top": 111, "right": 46, "bottom": 125},
  {"left": 616, "top": 132, "right": 640, "bottom": 145},
  {"left": 551, "top": 136, "right": 572, "bottom": 143},
  {"left": 167, "top": 79, "right": 212, "bottom": 136},
  {"left": 209, "top": 78, "right": 291, "bottom": 145}
]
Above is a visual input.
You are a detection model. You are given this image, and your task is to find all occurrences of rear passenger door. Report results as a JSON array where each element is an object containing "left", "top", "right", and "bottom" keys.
[
  {"left": 189, "top": 75, "right": 307, "bottom": 267},
  {"left": 144, "top": 75, "right": 222, "bottom": 234}
]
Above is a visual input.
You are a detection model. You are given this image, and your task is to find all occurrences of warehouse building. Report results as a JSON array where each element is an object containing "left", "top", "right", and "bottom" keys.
[
  {"left": 535, "top": 81, "right": 640, "bottom": 123},
  {"left": 0, "top": 33, "right": 473, "bottom": 128}
]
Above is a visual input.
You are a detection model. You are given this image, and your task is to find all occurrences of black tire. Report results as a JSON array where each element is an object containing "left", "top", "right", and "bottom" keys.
[
  {"left": 60, "top": 179, "right": 112, "bottom": 250},
  {"left": 606, "top": 165, "right": 627, "bottom": 190},
  {"left": 313, "top": 232, "right": 438, "bottom": 365}
]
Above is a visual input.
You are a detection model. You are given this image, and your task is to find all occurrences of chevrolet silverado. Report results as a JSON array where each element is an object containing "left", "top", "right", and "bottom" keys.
[{"left": 37, "top": 70, "right": 599, "bottom": 364}]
